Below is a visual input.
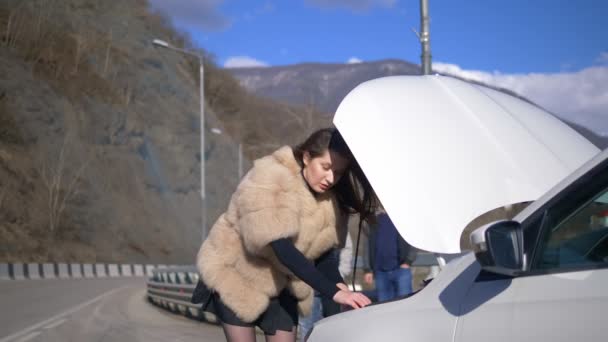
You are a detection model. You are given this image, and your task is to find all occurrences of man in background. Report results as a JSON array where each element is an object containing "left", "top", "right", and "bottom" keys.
[{"left": 364, "top": 210, "right": 416, "bottom": 301}]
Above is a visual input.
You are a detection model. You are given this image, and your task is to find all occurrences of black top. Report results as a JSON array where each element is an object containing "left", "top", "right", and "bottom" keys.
[{"left": 270, "top": 238, "right": 344, "bottom": 299}]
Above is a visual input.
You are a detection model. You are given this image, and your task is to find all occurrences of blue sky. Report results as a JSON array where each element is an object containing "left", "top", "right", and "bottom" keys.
[{"left": 149, "top": 0, "right": 608, "bottom": 135}]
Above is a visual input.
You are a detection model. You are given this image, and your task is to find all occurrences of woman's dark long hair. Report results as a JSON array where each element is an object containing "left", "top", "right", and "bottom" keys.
[{"left": 293, "top": 128, "right": 379, "bottom": 224}]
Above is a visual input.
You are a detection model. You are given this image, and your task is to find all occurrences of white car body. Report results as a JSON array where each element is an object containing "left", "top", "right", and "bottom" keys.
[{"left": 308, "top": 75, "right": 606, "bottom": 341}]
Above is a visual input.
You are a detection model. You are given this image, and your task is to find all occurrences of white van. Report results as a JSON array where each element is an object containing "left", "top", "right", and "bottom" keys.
[{"left": 307, "top": 75, "right": 606, "bottom": 341}]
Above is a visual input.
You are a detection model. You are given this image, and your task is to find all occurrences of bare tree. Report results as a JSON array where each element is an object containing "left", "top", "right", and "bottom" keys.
[
  {"left": 71, "top": 30, "right": 88, "bottom": 74},
  {"left": 123, "top": 80, "right": 133, "bottom": 106},
  {"left": 31, "top": 2, "right": 45, "bottom": 52},
  {"left": 102, "top": 29, "right": 112, "bottom": 76},
  {"left": 282, "top": 97, "right": 327, "bottom": 134},
  {"left": 283, "top": 105, "right": 306, "bottom": 129},
  {"left": 4, "top": 5, "right": 22, "bottom": 48},
  {"left": 0, "top": 186, "right": 6, "bottom": 213},
  {"left": 6, "top": 6, "right": 26, "bottom": 49},
  {"left": 39, "top": 135, "right": 89, "bottom": 233}
]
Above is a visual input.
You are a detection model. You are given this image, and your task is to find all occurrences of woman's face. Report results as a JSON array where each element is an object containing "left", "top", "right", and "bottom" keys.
[{"left": 302, "top": 149, "right": 349, "bottom": 193}]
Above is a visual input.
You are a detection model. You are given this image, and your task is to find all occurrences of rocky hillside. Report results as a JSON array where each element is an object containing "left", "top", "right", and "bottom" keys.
[{"left": 0, "top": 0, "right": 329, "bottom": 263}]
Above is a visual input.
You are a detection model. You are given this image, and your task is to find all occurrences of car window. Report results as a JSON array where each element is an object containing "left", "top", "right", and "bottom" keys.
[{"left": 534, "top": 185, "right": 608, "bottom": 270}]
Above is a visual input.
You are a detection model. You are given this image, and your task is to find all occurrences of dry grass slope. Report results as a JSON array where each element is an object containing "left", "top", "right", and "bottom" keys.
[{"left": 0, "top": 0, "right": 329, "bottom": 263}]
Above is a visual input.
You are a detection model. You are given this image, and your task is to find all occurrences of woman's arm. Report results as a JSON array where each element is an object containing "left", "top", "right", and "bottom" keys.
[
  {"left": 270, "top": 238, "right": 339, "bottom": 299},
  {"left": 271, "top": 238, "right": 371, "bottom": 310},
  {"left": 315, "top": 248, "right": 345, "bottom": 317},
  {"left": 315, "top": 249, "right": 345, "bottom": 285}
]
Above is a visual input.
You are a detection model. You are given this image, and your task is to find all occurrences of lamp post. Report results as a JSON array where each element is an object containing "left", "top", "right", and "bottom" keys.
[
  {"left": 238, "top": 143, "right": 243, "bottom": 179},
  {"left": 209, "top": 128, "right": 243, "bottom": 179},
  {"left": 152, "top": 38, "right": 208, "bottom": 240}
]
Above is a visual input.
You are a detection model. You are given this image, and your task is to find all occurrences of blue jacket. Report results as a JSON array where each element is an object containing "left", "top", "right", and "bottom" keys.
[{"left": 366, "top": 217, "right": 416, "bottom": 272}]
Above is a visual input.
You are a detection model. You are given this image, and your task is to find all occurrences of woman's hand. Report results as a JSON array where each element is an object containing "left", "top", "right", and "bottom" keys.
[{"left": 332, "top": 288, "right": 371, "bottom": 309}]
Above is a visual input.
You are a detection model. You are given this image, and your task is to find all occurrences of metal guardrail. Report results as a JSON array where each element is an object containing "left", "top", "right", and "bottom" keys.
[
  {"left": 145, "top": 266, "right": 220, "bottom": 323},
  {"left": 144, "top": 252, "right": 467, "bottom": 322},
  {"left": 0, "top": 262, "right": 165, "bottom": 280}
]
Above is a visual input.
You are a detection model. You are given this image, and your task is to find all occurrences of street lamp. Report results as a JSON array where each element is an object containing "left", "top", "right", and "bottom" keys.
[
  {"left": 209, "top": 128, "right": 244, "bottom": 179},
  {"left": 152, "top": 38, "right": 208, "bottom": 240}
]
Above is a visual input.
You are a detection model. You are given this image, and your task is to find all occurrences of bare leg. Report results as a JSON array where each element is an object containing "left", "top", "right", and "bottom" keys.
[
  {"left": 265, "top": 326, "right": 297, "bottom": 342},
  {"left": 222, "top": 323, "right": 257, "bottom": 342}
]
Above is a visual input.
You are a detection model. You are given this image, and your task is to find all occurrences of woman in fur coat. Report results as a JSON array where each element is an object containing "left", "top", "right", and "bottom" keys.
[{"left": 196, "top": 128, "right": 378, "bottom": 342}]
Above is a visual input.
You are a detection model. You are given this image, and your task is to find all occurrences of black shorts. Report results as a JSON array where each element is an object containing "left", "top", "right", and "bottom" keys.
[{"left": 203, "top": 289, "right": 299, "bottom": 335}]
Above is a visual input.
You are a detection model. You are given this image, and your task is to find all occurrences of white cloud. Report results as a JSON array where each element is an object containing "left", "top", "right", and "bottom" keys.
[
  {"left": 241, "top": 2, "right": 275, "bottom": 22},
  {"left": 347, "top": 57, "right": 363, "bottom": 64},
  {"left": 148, "top": 0, "right": 231, "bottom": 32},
  {"left": 224, "top": 56, "right": 269, "bottom": 68},
  {"left": 433, "top": 61, "right": 608, "bottom": 136},
  {"left": 596, "top": 52, "right": 608, "bottom": 65},
  {"left": 306, "top": 0, "right": 397, "bottom": 11},
  {"left": 257, "top": 2, "right": 276, "bottom": 14}
]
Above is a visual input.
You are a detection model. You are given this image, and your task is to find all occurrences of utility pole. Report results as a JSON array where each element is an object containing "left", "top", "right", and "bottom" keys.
[{"left": 419, "top": 0, "right": 432, "bottom": 75}]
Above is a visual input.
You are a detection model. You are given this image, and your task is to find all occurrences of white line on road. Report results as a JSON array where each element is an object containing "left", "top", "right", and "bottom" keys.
[
  {"left": 12, "top": 332, "right": 40, "bottom": 342},
  {"left": 43, "top": 318, "right": 66, "bottom": 330},
  {"left": 0, "top": 286, "right": 130, "bottom": 342}
]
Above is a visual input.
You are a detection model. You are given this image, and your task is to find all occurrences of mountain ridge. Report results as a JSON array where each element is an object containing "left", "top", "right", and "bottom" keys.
[{"left": 228, "top": 59, "right": 608, "bottom": 148}]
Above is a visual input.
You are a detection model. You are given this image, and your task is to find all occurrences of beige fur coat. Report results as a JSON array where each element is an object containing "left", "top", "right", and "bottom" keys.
[{"left": 196, "top": 146, "right": 347, "bottom": 322}]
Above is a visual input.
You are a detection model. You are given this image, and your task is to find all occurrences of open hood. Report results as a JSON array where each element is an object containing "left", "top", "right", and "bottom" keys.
[{"left": 334, "top": 75, "right": 599, "bottom": 254}]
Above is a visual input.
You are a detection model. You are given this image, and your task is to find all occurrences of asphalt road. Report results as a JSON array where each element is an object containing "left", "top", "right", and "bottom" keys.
[{"left": 0, "top": 278, "right": 263, "bottom": 342}]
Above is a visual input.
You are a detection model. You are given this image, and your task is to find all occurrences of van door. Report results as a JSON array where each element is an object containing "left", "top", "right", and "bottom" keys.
[
  {"left": 511, "top": 172, "right": 608, "bottom": 341},
  {"left": 452, "top": 270, "right": 518, "bottom": 341},
  {"left": 455, "top": 157, "right": 608, "bottom": 342}
]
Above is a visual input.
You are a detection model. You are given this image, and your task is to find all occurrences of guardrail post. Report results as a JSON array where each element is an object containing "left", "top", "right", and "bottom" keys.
[
  {"left": 120, "top": 264, "right": 133, "bottom": 277},
  {"left": 145, "top": 265, "right": 155, "bottom": 277},
  {"left": 0, "top": 263, "right": 10, "bottom": 280},
  {"left": 95, "top": 264, "right": 107, "bottom": 277},
  {"left": 70, "top": 263, "right": 83, "bottom": 278},
  {"left": 57, "top": 263, "right": 69, "bottom": 278},
  {"left": 186, "top": 272, "right": 198, "bottom": 284},
  {"left": 108, "top": 264, "right": 120, "bottom": 277},
  {"left": 42, "top": 263, "right": 56, "bottom": 278},
  {"left": 11, "top": 263, "right": 25, "bottom": 280},
  {"left": 83, "top": 264, "right": 95, "bottom": 278},
  {"left": 27, "top": 263, "right": 41, "bottom": 279},
  {"left": 133, "top": 264, "right": 145, "bottom": 277}
]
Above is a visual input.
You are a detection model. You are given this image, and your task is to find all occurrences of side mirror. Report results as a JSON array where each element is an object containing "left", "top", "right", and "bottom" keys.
[{"left": 470, "top": 220, "right": 523, "bottom": 276}]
